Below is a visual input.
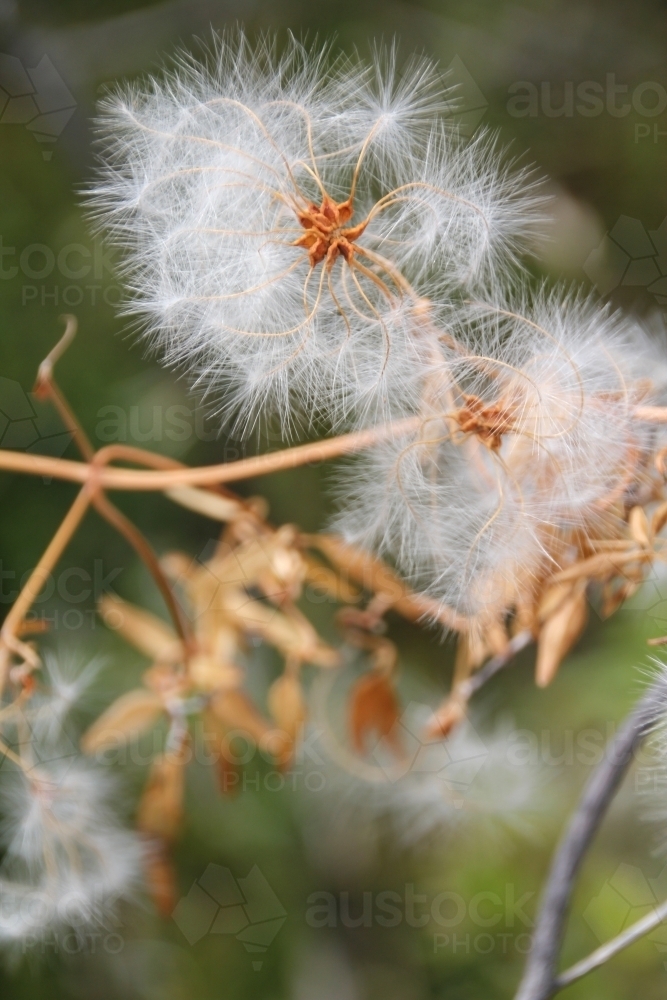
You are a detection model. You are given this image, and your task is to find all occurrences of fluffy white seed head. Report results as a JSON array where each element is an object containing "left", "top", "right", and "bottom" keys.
[
  {"left": 87, "top": 31, "right": 543, "bottom": 436},
  {"left": 334, "top": 290, "right": 667, "bottom": 618},
  {"left": 0, "top": 660, "right": 142, "bottom": 945}
]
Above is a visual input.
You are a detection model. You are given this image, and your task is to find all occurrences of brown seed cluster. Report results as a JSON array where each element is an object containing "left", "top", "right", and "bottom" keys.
[
  {"left": 294, "top": 195, "right": 368, "bottom": 268},
  {"left": 453, "top": 393, "right": 516, "bottom": 451}
]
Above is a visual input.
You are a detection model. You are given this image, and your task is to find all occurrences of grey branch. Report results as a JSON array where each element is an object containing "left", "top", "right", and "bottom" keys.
[
  {"left": 462, "top": 630, "right": 534, "bottom": 698},
  {"left": 554, "top": 895, "right": 667, "bottom": 990},
  {"left": 513, "top": 677, "right": 664, "bottom": 1000}
]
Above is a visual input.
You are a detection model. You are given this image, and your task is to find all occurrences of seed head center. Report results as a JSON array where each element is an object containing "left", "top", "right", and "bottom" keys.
[{"left": 294, "top": 194, "right": 368, "bottom": 268}]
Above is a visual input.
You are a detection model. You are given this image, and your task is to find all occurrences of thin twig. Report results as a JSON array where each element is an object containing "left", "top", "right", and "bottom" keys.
[
  {"left": 1, "top": 404, "right": 665, "bottom": 490},
  {"left": 34, "top": 333, "right": 195, "bottom": 650},
  {"left": 0, "top": 417, "right": 421, "bottom": 490},
  {"left": 554, "top": 896, "right": 667, "bottom": 991},
  {"left": 513, "top": 678, "right": 664, "bottom": 1000},
  {"left": 635, "top": 405, "right": 667, "bottom": 423},
  {"left": 462, "top": 630, "right": 534, "bottom": 698},
  {"left": 0, "top": 485, "right": 93, "bottom": 690}
]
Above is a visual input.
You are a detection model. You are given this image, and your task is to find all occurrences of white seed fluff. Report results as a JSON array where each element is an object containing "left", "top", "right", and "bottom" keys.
[
  {"left": 88, "top": 31, "right": 543, "bottom": 436},
  {"left": 334, "top": 290, "right": 667, "bottom": 618}
]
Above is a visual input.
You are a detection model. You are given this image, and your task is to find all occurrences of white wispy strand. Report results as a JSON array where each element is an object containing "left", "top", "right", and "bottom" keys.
[
  {"left": 334, "top": 289, "right": 667, "bottom": 618},
  {"left": 304, "top": 716, "right": 544, "bottom": 850},
  {"left": 366, "top": 720, "right": 546, "bottom": 847},
  {"left": 87, "top": 31, "right": 543, "bottom": 436},
  {"left": 0, "top": 659, "right": 142, "bottom": 945}
]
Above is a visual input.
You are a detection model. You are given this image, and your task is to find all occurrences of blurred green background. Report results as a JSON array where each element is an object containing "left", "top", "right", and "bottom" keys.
[{"left": 1, "top": 1, "right": 667, "bottom": 997}]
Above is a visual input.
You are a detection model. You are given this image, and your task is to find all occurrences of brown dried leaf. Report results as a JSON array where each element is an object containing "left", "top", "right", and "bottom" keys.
[
  {"left": 424, "top": 696, "right": 466, "bottom": 740},
  {"left": 81, "top": 688, "right": 165, "bottom": 754},
  {"left": 349, "top": 672, "right": 402, "bottom": 756},
  {"left": 535, "top": 585, "right": 588, "bottom": 688},
  {"left": 268, "top": 673, "right": 306, "bottom": 742},
  {"left": 484, "top": 619, "right": 509, "bottom": 657},
  {"left": 189, "top": 654, "right": 242, "bottom": 693},
  {"left": 551, "top": 550, "right": 646, "bottom": 584},
  {"left": 629, "top": 506, "right": 651, "bottom": 548},
  {"left": 453, "top": 633, "right": 474, "bottom": 686},
  {"left": 199, "top": 527, "right": 305, "bottom": 596},
  {"left": 136, "top": 742, "right": 188, "bottom": 842},
  {"left": 308, "top": 534, "right": 465, "bottom": 630},
  {"left": 203, "top": 708, "right": 239, "bottom": 795},
  {"left": 99, "top": 594, "right": 184, "bottom": 663},
  {"left": 466, "top": 627, "right": 491, "bottom": 670},
  {"left": 267, "top": 672, "right": 307, "bottom": 768},
  {"left": 209, "top": 688, "right": 273, "bottom": 747},
  {"left": 600, "top": 580, "right": 639, "bottom": 618},
  {"left": 652, "top": 501, "right": 667, "bottom": 535},
  {"left": 164, "top": 486, "right": 244, "bottom": 522},
  {"left": 538, "top": 582, "right": 575, "bottom": 622},
  {"left": 302, "top": 554, "right": 360, "bottom": 604},
  {"left": 218, "top": 588, "right": 339, "bottom": 667},
  {"left": 142, "top": 837, "right": 177, "bottom": 916}
]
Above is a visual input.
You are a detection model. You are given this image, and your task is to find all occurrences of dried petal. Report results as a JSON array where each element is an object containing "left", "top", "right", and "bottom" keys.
[
  {"left": 302, "top": 554, "right": 360, "bottom": 603},
  {"left": 652, "top": 500, "right": 667, "bottom": 535},
  {"left": 99, "top": 594, "right": 184, "bottom": 663},
  {"left": 81, "top": 688, "right": 166, "bottom": 753},
  {"left": 136, "top": 741, "right": 188, "bottom": 841},
  {"left": 535, "top": 585, "right": 588, "bottom": 687},
  {"left": 424, "top": 696, "right": 466, "bottom": 739},
  {"left": 189, "top": 654, "right": 242, "bottom": 692},
  {"left": 217, "top": 588, "right": 339, "bottom": 667},
  {"left": 209, "top": 688, "right": 273, "bottom": 747},
  {"left": 538, "top": 582, "right": 575, "bottom": 622},
  {"left": 268, "top": 673, "right": 306, "bottom": 742},
  {"left": 203, "top": 708, "right": 240, "bottom": 795},
  {"left": 551, "top": 550, "right": 645, "bottom": 584},
  {"left": 267, "top": 672, "right": 306, "bottom": 767},
  {"left": 165, "top": 486, "right": 244, "bottom": 522},
  {"left": 142, "top": 836, "right": 177, "bottom": 916},
  {"left": 308, "top": 534, "right": 465, "bottom": 630},
  {"left": 629, "top": 505, "right": 651, "bottom": 548},
  {"left": 349, "top": 671, "right": 402, "bottom": 755}
]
